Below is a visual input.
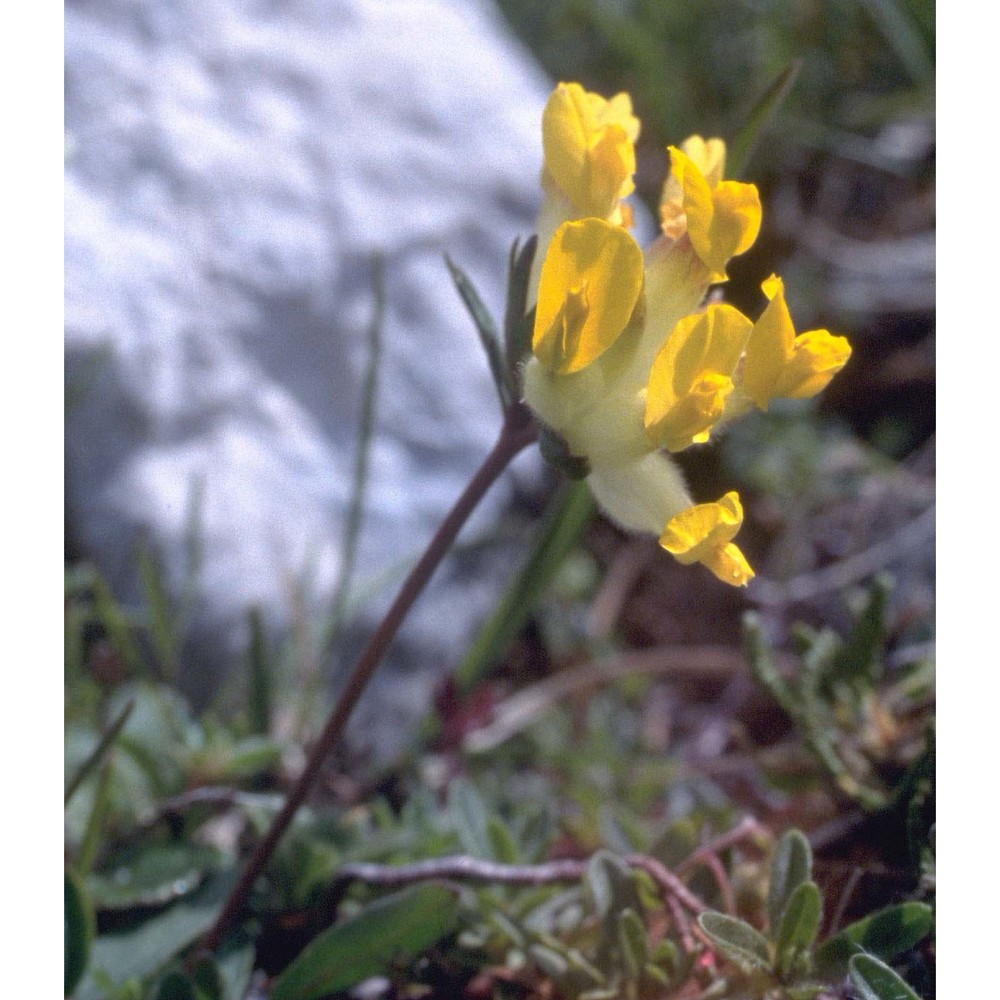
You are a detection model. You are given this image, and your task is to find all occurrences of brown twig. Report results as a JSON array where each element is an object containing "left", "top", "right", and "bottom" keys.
[
  {"left": 331, "top": 851, "right": 708, "bottom": 916},
  {"left": 676, "top": 816, "right": 767, "bottom": 876},
  {"left": 201, "top": 407, "right": 537, "bottom": 952}
]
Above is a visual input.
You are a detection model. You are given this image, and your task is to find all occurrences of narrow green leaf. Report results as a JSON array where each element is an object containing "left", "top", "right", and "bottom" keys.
[
  {"left": 698, "top": 911, "right": 772, "bottom": 973},
  {"left": 503, "top": 235, "right": 538, "bottom": 393},
  {"left": 486, "top": 815, "right": 520, "bottom": 864},
  {"left": 814, "top": 901, "right": 933, "bottom": 978},
  {"left": 832, "top": 574, "right": 892, "bottom": 689},
  {"left": 726, "top": 60, "right": 802, "bottom": 180},
  {"left": 136, "top": 542, "right": 180, "bottom": 680},
  {"left": 66, "top": 867, "right": 96, "bottom": 997},
  {"left": 528, "top": 943, "right": 570, "bottom": 978},
  {"left": 774, "top": 881, "right": 822, "bottom": 980},
  {"left": 457, "top": 481, "right": 595, "bottom": 692},
  {"left": 446, "top": 254, "right": 509, "bottom": 408},
  {"left": 848, "top": 953, "right": 921, "bottom": 1000},
  {"left": 320, "top": 255, "right": 385, "bottom": 668},
  {"left": 617, "top": 908, "right": 648, "bottom": 977},
  {"left": 744, "top": 613, "right": 796, "bottom": 715},
  {"left": 448, "top": 779, "right": 492, "bottom": 858},
  {"left": 271, "top": 885, "right": 460, "bottom": 1000},
  {"left": 768, "top": 829, "right": 813, "bottom": 931},
  {"left": 65, "top": 698, "right": 135, "bottom": 806},
  {"left": 76, "top": 758, "right": 114, "bottom": 877},
  {"left": 246, "top": 607, "right": 272, "bottom": 736},
  {"left": 92, "top": 574, "right": 148, "bottom": 679},
  {"left": 88, "top": 844, "right": 220, "bottom": 910}
]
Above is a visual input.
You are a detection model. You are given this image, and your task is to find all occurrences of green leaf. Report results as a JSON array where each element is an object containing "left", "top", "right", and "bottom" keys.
[
  {"left": 189, "top": 955, "right": 225, "bottom": 1000},
  {"left": 698, "top": 910, "right": 771, "bottom": 972},
  {"left": 272, "top": 885, "right": 460, "bottom": 1000},
  {"left": 76, "top": 758, "right": 114, "bottom": 877},
  {"left": 446, "top": 254, "right": 510, "bottom": 408},
  {"left": 831, "top": 574, "right": 892, "bottom": 689},
  {"left": 66, "top": 867, "right": 96, "bottom": 997},
  {"left": 457, "top": 481, "right": 595, "bottom": 695},
  {"left": 768, "top": 829, "right": 813, "bottom": 931},
  {"left": 152, "top": 972, "right": 201, "bottom": 1000},
  {"left": 503, "top": 235, "right": 538, "bottom": 392},
  {"left": 848, "top": 953, "right": 921, "bottom": 1000},
  {"left": 698, "top": 911, "right": 772, "bottom": 973},
  {"left": 76, "top": 871, "right": 235, "bottom": 1000},
  {"left": 617, "top": 908, "right": 648, "bottom": 977},
  {"left": 65, "top": 698, "right": 135, "bottom": 806},
  {"left": 773, "top": 881, "right": 822, "bottom": 980},
  {"left": 815, "top": 902, "right": 933, "bottom": 978},
  {"left": 586, "top": 851, "right": 636, "bottom": 920},
  {"left": 245, "top": 607, "right": 272, "bottom": 736},
  {"left": 88, "top": 844, "right": 220, "bottom": 910},
  {"left": 528, "top": 943, "right": 570, "bottom": 978},
  {"left": 137, "top": 542, "right": 180, "bottom": 680},
  {"left": 448, "top": 779, "right": 492, "bottom": 858},
  {"left": 726, "top": 60, "right": 801, "bottom": 180},
  {"left": 486, "top": 815, "right": 520, "bottom": 864}
]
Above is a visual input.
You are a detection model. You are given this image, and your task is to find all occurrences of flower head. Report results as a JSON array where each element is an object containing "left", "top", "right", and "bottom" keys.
[{"left": 521, "top": 84, "right": 851, "bottom": 588}]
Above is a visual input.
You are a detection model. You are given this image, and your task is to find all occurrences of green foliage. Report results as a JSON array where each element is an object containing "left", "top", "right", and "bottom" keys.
[
  {"left": 271, "top": 885, "right": 461, "bottom": 1000},
  {"left": 696, "top": 825, "right": 930, "bottom": 999},
  {"left": 744, "top": 575, "right": 928, "bottom": 810},
  {"left": 849, "top": 953, "right": 922, "bottom": 1000},
  {"left": 65, "top": 867, "right": 96, "bottom": 997}
]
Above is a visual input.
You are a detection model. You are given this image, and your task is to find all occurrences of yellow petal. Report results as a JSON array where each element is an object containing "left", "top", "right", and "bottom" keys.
[
  {"left": 533, "top": 219, "right": 644, "bottom": 375},
  {"left": 542, "top": 82, "right": 639, "bottom": 219},
  {"left": 742, "top": 275, "right": 852, "bottom": 408},
  {"left": 659, "top": 491, "right": 754, "bottom": 586},
  {"left": 659, "top": 135, "right": 727, "bottom": 239},
  {"left": 668, "top": 146, "right": 761, "bottom": 282},
  {"left": 645, "top": 304, "right": 753, "bottom": 451}
]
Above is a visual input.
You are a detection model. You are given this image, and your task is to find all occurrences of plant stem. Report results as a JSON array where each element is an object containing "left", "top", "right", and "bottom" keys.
[{"left": 201, "top": 406, "right": 537, "bottom": 953}]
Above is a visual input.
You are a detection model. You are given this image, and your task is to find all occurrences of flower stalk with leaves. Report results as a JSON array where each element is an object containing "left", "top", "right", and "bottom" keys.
[{"left": 202, "top": 80, "right": 851, "bottom": 952}]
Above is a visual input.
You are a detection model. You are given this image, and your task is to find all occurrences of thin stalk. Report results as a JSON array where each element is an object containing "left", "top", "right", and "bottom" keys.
[{"left": 201, "top": 407, "right": 537, "bottom": 953}]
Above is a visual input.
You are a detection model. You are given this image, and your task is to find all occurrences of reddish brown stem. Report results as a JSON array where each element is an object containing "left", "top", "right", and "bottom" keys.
[{"left": 201, "top": 407, "right": 537, "bottom": 952}]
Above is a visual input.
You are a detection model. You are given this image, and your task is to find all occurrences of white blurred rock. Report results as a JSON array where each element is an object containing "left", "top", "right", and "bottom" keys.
[{"left": 64, "top": 0, "right": 552, "bottom": 755}]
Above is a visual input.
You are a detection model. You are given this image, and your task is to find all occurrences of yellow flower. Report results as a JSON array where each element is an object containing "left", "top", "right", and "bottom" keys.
[
  {"left": 521, "top": 84, "right": 851, "bottom": 588},
  {"left": 740, "top": 275, "right": 853, "bottom": 409},
  {"left": 662, "top": 143, "right": 761, "bottom": 283},
  {"left": 644, "top": 304, "right": 753, "bottom": 452},
  {"left": 542, "top": 82, "right": 640, "bottom": 222},
  {"left": 659, "top": 492, "right": 755, "bottom": 586},
  {"left": 532, "top": 218, "right": 644, "bottom": 375}
]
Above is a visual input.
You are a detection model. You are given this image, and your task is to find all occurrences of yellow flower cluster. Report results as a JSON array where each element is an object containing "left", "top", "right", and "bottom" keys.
[{"left": 523, "top": 83, "right": 852, "bottom": 586}]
